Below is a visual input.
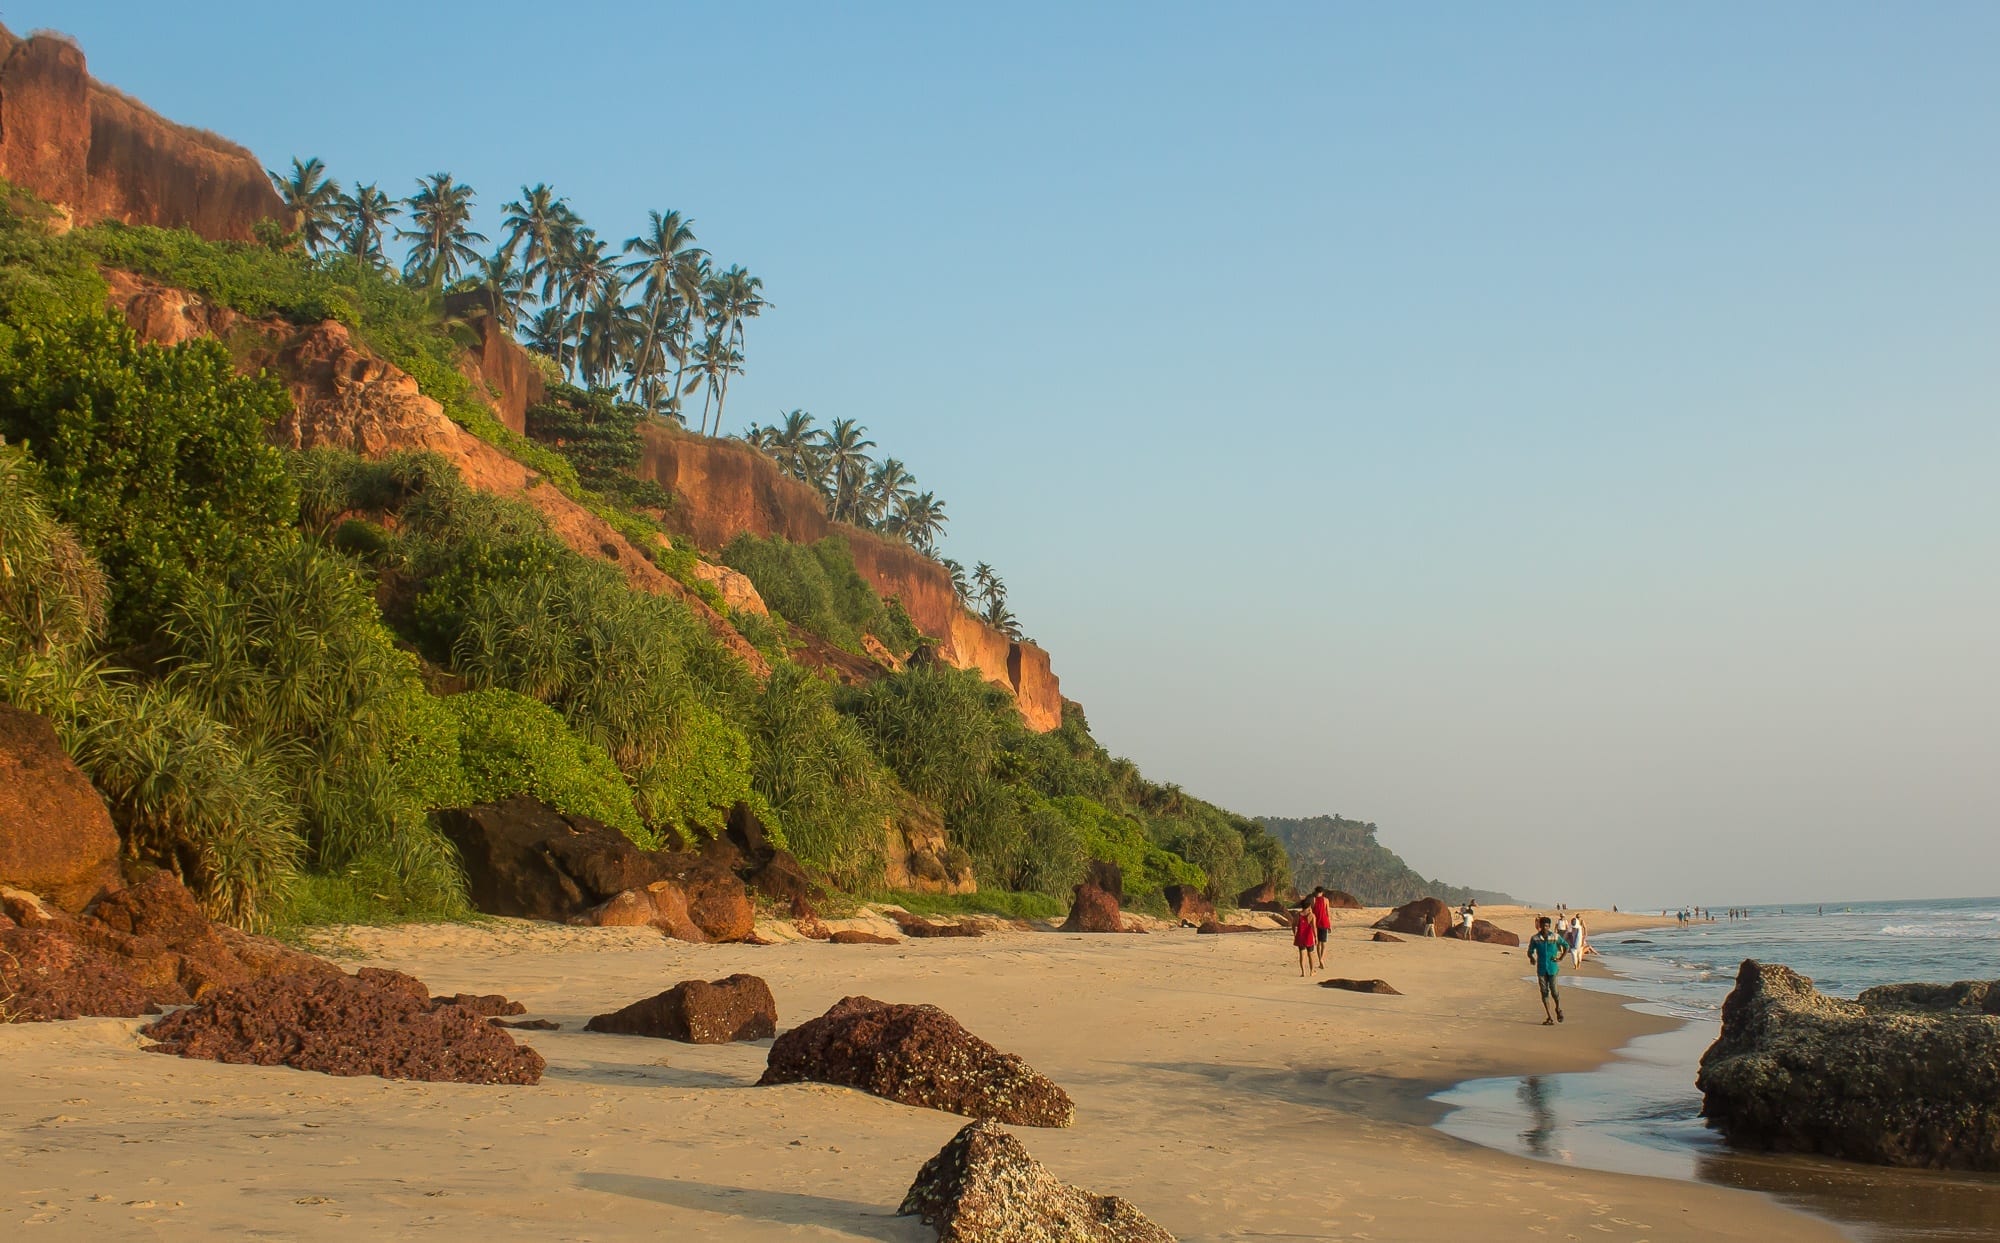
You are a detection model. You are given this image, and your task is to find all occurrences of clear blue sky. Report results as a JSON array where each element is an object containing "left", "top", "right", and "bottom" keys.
[{"left": 37, "top": 3, "right": 1999, "bottom": 905}]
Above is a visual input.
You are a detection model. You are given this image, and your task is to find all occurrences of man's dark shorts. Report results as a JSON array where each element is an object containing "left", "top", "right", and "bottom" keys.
[
  {"left": 1538, "top": 974, "right": 1561, "bottom": 1000},
  {"left": 1316, "top": 927, "right": 1329, "bottom": 946}
]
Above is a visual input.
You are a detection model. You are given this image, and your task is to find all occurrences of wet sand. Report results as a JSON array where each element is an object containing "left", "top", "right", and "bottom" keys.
[{"left": 0, "top": 906, "right": 1844, "bottom": 1240}]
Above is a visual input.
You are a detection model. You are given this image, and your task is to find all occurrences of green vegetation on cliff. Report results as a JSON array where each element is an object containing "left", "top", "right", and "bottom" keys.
[
  {"left": 1259, "top": 814, "right": 1514, "bottom": 907},
  {"left": 0, "top": 184, "right": 1287, "bottom": 929}
]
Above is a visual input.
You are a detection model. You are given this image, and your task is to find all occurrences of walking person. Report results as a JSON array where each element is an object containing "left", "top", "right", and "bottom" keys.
[
  {"left": 1293, "top": 903, "right": 1319, "bottom": 977},
  {"left": 1527, "top": 916, "right": 1569, "bottom": 1025},
  {"left": 1565, "top": 912, "right": 1585, "bottom": 962},
  {"left": 1310, "top": 887, "right": 1333, "bottom": 969}
]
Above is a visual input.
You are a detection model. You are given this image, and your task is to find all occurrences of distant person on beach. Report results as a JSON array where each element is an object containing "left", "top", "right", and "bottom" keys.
[
  {"left": 1567, "top": 913, "right": 1587, "bottom": 960},
  {"left": 1311, "top": 887, "right": 1332, "bottom": 968},
  {"left": 1527, "top": 917, "right": 1568, "bottom": 1024},
  {"left": 1293, "top": 904, "right": 1318, "bottom": 976}
]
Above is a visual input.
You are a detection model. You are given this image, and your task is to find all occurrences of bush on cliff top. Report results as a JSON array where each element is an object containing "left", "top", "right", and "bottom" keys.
[{"left": 723, "top": 532, "right": 919, "bottom": 655}]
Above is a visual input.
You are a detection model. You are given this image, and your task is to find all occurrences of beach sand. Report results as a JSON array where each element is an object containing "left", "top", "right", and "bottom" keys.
[{"left": 0, "top": 906, "right": 1843, "bottom": 1241}]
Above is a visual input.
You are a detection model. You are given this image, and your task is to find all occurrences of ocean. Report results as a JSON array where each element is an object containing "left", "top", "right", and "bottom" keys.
[{"left": 1432, "top": 898, "right": 2000, "bottom": 1242}]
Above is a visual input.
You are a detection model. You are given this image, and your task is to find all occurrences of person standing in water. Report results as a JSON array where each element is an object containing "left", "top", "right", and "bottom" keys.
[
  {"left": 1527, "top": 916, "right": 1569, "bottom": 1024},
  {"left": 1293, "top": 903, "right": 1319, "bottom": 977}
]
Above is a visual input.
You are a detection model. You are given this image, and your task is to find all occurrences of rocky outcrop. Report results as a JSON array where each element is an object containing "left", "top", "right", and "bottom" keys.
[
  {"left": 829, "top": 930, "right": 901, "bottom": 945},
  {"left": 1324, "top": 890, "right": 1363, "bottom": 909},
  {"left": 1235, "top": 880, "right": 1295, "bottom": 914},
  {"left": 99, "top": 271, "right": 769, "bottom": 678},
  {"left": 0, "top": 703, "right": 122, "bottom": 912},
  {"left": 636, "top": 425, "right": 1060, "bottom": 731},
  {"left": 1060, "top": 881, "right": 1127, "bottom": 934},
  {"left": 0, "top": 27, "right": 280, "bottom": 241},
  {"left": 900, "top": 1119, "right": 1175, "bottom": 1243},
  {"left": 434, "top": 795, "right": 756, "bottom": 942},
  {"left": 1697, "top": 960, "right": 2000, "bottom": 1171},
  {"left": 884, "top": 798, "right": 975, "bottom": 895},
  {"left": 892, "top": 911, "right": 984, "bottom": 939},
  {"left": 1446, "top": 918, "right": 1521, "bottom": 947},
  {"left": 684, "top": 553, "right": 767, "bottom": 615},
  {"left": 1321, "top": 978, "right": 1401, "bottom": 995},
  {"left": 456, "top": 312, "right": 544, "bottom": 435},
  {"left": 141, "top": 966, "right": 546, "bottom": 1084},
  {"left": 0, "top": 872, "right": 338, "bottom": 1022},
  {"left": 583, "top": 974, "right": 777, "bottom": 1043},
  {"left": 1373, "top": 897, "right": 1454, "bottom": 938},
  {"left": 759, "top": 996, "right": 1075, "bottom": 1127},
  {"left": 1162, "top": 884, "right": 1214, "bottom": 923}
]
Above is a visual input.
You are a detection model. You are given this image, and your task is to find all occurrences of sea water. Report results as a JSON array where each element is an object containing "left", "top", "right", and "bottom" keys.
[{"left": 1432, "top": 898, "right": 2000, "bottom": 1241}]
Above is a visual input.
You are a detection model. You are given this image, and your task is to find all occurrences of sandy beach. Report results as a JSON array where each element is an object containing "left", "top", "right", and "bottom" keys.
[{"left": 0, "top": 906, "right": 1843, "bottom": 1241}]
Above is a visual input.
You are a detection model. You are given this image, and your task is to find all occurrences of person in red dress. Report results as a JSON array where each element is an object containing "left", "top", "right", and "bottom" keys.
[
  {"left": 1293, "top": 903, "right": 1319, "bottom": 976},
  {"left": 1311, "top": 886, "right": 1333, "bottom": 969}
]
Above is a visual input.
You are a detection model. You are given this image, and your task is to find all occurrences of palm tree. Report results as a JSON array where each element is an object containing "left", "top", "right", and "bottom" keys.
[
  {"left": 334, "top": 183, "right": 397, "bottom": 268},
  {"left": 499, "top": 183, "right": 569, "bottom": 301},
  {"left": 683, "top": 331, "right": 743, "bottom": 435},
  {"left": 940, "top": 558, "right": 973, "bottom": 608},
  {"left": 983, "top": 601, "right": 1023, "bottom": 640},
  {"left": 552, "top": 229, "right": 617, "bottom": 381},
  {"left": 398, "top": 173, "right": 487, "bottom": 293},
  {"left": 821, "top": 418, "right": 876, "bottom": 523},
  {"left": 462, "top": 250, "right": 527, "bottom": 331},
  {"left": 862, "top": 457, "right": 916, "bottom": 527},
  {"left": 575, "top": 277, "right": 642, "bottom": 389},
  {"left": 269, "top": 157, "right": 342, "bottom": 254},
  {"left": 702, "top": 264, "right": 767, "bottom": 433},
  {"left": 623, "top": 210, "right": 708, "bottom": 418},
  {"left": 891, "top": 491, "right": 948, "bottom": 553},
  {"left": 521, "top": 305, "right": 569, "bottom": 360},
  {"left": 759, "top": 409, "right": 822, "bottom": 483},
  {"left": 973, "top": 563, "right": 1004, "bottom": 612}
]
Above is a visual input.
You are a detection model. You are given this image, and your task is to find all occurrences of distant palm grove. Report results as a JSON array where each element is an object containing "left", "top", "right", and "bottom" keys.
[{"left": 268, "top": 159, "right": 1005, "bottom": 620}]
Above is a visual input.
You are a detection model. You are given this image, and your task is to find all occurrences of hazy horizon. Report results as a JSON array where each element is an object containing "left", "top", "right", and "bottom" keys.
[{"left": 36, "top": 3, "right": 1997, "bottom": 905}]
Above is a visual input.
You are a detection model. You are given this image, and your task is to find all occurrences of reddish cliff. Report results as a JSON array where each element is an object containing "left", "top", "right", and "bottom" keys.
[
  {"left": 457, "top": 314, "right": 545, "bottom": 436},
  {"left": 0, "top": 27, "right": 279, "bottom": 240},
  {"left": 636, "top": 425, "right": 1062, "bottom": 731}
]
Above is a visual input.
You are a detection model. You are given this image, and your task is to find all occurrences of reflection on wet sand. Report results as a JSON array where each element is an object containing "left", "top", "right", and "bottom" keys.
[{"left": 1696, "top": 1149, "right": 2000, "bottom": 1243}]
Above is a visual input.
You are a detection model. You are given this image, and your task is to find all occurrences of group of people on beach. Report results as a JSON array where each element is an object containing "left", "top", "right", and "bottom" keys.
[{"left": 1292, "top": 886, "right": 1335, "bottom": 974}]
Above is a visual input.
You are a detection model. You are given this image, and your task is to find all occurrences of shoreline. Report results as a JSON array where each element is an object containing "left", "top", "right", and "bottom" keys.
[{"left": 0, "top": 905, "right": 1846, "bottom": 1241}]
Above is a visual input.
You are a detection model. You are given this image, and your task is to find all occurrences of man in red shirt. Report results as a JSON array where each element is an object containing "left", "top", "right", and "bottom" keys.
[{"left": 1310, "top": 886, "right": 1333, "bottom": 968}]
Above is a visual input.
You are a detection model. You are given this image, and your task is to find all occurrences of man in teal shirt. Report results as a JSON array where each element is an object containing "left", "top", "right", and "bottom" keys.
[{"left": 1526, "top": 915, "right": 1570, "bottom": 1025}]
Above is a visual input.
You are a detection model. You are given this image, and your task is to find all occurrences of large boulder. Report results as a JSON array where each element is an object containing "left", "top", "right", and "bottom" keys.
[
  {"left": 1162, "top": 884, "right": 1215, "bottom": 923},
  {"left": 141, "top": 966, "right": 545, "bottom": 1084},
  {"left": 1697, "top": 960, "right": 2000, "bottom": 1170},
  {"left": 1446, "top": 918, "right": 1521, "bottom": 947},
  {"left": 1373, "top": 897, "right": 1454, "bottom": 938},
  {"left": 1324, "top": 890, "right": 1363, "bottom": 909},
  {"left": 0, "top": 871, "right": 337, "bottom": 1022},
  {"left": 435, "top": 795, "right": 754, "bottom": 941},
  {"left": 1060, "top": 880, "right": 1127, "bottom": 933},
  {"left": 0, "top": 703, "right": 123, "bottom": 912},
  {"left": 900, "top": 1119, "right": 1175, "bottom": 1242},
  {"left": 584, "top": 974, "right": 777, "bottom": 1044},
  {"left": 759, "top": 996, "right": 1075, "bottom": 1127},
  {"left": 1235, "top": 879, "right": 1294, "bottom": 914}
]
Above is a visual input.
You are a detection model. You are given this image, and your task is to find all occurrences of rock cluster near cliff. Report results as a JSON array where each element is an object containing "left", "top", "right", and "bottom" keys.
[
  {"left": 899, "top": 1119, "right": 1175, "bottom": 1243},
  {"left": 759, "top": 996, "right": 1075, "bottom": 1127},
  {"left": 0, "top": 703, "right": 122, "bottom": 913},
  {"left": 0, "top": 26, "right": 280, "bottom": 240},
  {"left": 142, "top": 966, "right": 547, "bottom": 1085},
  {"left": 1373, "top": 897, "right": 1454, "bottom": 938},
  {"left": 0, "top": 872, "right": 337, "bottom": 1022},
  {"left": 1697, "top": 959, "right": 2000, "bottom": 1171}
]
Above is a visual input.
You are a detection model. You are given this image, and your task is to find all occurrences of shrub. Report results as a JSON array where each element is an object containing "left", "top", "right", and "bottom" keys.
[
  {"left": 1048, "top": 795, "right": 1206, "bottom": 902},
  {"left": 745, "top": 663, "right": 885, "bottom": 883},
  {"left": 447, "top": 688, "right": 640, "bottom": 834},
  {"left": 0, "top": 439, "right": 106, "bottom": 661},
  {"left": 0, "top": 314, "right": 296, "bottom": 633},
  {"left": 842, "top": 664, "right": 1006, "bottom": 815},
  {"left": 722, "top": 533, "right": 907, "bottom": 653}
]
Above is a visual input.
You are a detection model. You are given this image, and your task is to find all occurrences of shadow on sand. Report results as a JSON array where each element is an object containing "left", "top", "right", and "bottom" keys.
[{"left": 575, "top": 1173, "right": 928, "bottom": 1241}]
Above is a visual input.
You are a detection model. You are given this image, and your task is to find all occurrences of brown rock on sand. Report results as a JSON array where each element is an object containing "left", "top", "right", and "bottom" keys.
[
  {"left": 829, "top": 930, "right": 901, "bottom": 945},
  {"left": 0, "top": 703, "right": 123, "bottom": 912},
  {"left": 759, "top": 996, "right": 1075, "bottom": 1127},
  {"left": 1162, "top": 884, "right": 1215, "bottom": 923},
  {"left": 1372, "top": 931, "right": 1405, "bottom": 943},
  {"left": 584, "top": 974, "right": 778, "bottom": 1044},
  {"left": 1196, "top": 920, "right": 1258, "bottom": 934},
  {"left": 893, "top": 912, "right": 984, "bottom": 939},
  {"left": 1059, "top": 881, "right": 1126, "bottom": 933},
  {"left": 900, "top": 1118, "right": 1175, "bottom": 1242},
  {"left": 1235, "top": 879, "right": 1295, "bottom": 913},
  {"left": 1321, "top": 978, "right": 1402, "bottom": 995},
  {"left": 1373, "top": 897, "right": 1454, "bottom": 938},
  {"left": 141, "top": 967, "right": 546, "bottom": 1085}
]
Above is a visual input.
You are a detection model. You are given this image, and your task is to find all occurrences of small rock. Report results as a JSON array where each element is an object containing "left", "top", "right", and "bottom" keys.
[
  {"left": 1371, "top": 931, "right": 1404, "bottom": 944},
  {"left": 899, "top": 1119, "right": 1174, "bottom": 1242},
  {"left": 1321, "top": 978, "right": 1401, "bottom": 995},
  {"left": 828, "top": 930, "right": 900, "bottom": 945},
  {"left": 584, "top": 974, "right": 777, "bottom": 1044}
]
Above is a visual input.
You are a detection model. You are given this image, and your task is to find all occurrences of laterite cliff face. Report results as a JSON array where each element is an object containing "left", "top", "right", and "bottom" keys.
[
  {"left": 637, "top": 425, "right": 1062, "bottom": 731},
  {"left": 0, "top": 27, "right": 279, "bottom": 239}
]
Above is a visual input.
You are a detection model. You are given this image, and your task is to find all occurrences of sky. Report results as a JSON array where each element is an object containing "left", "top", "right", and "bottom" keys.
[{"left": 32, "top": 3, "right": 1998, "bottom": 907}]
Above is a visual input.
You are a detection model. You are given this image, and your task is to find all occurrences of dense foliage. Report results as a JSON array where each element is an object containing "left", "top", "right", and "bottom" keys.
[
  {"left": 1259, "top": 814, "right": 1514, "bottom": 906},
  {"left": 0, "top": 187, "right": 1295, "bottom": 931}
]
